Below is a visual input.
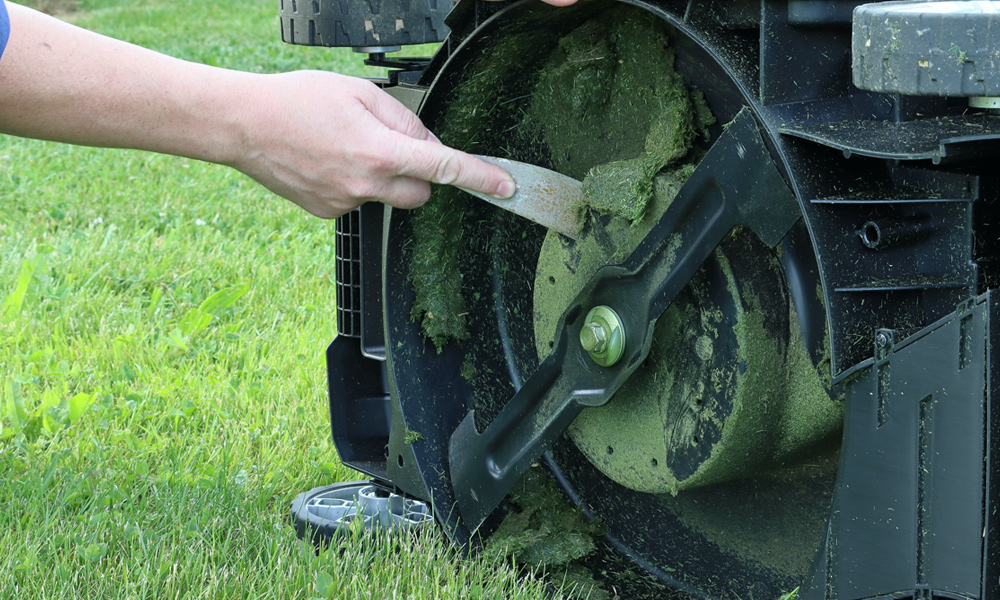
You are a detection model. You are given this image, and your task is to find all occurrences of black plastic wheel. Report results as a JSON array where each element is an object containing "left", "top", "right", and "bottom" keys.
[
  {"left": 853, "top": 0, "right": 1000, "bottom": 96},
  {"left": 279, "top": 0, "right": 451, "bottom": 49},
  {"left": 290, "top": 481, "right": 432, "bottom": 546}
]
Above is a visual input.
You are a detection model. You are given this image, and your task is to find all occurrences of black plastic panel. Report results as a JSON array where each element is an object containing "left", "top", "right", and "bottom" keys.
[
  {"left": 326, "top": 336, "right": 391, "bottom": 480},
  {"left": 803, "top": 295, "right": 993, "bottom": 600}
]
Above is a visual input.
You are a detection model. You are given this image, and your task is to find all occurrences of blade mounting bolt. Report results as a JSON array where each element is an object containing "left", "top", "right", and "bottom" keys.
[
  {"left": 581, "top": 324, "right": 607, "bottom": 354},
  {"left": 580, "top": 306, "right": 625, "bottom": 367}
]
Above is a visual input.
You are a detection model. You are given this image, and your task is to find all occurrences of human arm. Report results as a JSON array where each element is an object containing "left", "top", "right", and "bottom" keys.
[{"left": 0, "top": 1, "right": 515, "bottom": 218}]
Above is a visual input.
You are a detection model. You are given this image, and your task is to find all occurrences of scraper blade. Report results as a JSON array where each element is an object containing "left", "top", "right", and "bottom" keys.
[{"left": 460, "top": 156, "right": 583, "bottom": 241}]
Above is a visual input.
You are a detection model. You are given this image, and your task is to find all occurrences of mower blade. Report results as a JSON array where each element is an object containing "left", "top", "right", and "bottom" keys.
[
  {"left": 447, "top": 109, "right": 800, "bottom": 532},
  {"left": 460, "top": 156, "right": 583, "bottom": 240}
]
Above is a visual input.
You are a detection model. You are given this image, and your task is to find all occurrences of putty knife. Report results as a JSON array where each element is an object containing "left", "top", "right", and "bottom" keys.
[{"left": 460, "top": 156, "right": 583, "bottom": 241}]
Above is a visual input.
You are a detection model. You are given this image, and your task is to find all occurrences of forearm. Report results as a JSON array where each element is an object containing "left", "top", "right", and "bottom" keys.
[
  {"left": 0, "top": 1, "right": 515, "bottom": 218},
  {"left": 0, "top": 1, "right": 249, "bottom": 166}
]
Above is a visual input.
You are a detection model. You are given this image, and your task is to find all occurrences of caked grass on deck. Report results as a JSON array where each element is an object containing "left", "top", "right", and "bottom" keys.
[{"left": 0, "top": 1, "right": 552, "bottom": 598}]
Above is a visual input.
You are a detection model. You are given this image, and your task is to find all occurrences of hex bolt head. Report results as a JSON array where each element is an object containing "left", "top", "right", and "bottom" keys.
[
  {"left": 580, "top": 306, "right": 625, "bottom": 367},
  {"left": 580, "top": 323, "right": 608, "bottom": 354},
  {"left": 876, "top": 332, "right": 888, "bottom": 348}
]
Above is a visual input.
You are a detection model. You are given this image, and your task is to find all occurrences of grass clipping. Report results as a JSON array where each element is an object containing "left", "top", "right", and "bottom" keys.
[
  {"left": 409, "top": 29, "right": 545, "bottom": 351},
  {"left": 485, "top": 468, "right": 608, "bottom": 600},
  {"left": 410, "top": 10, "right": 711, "bottom": 348},
  {"left": 532, "top": 14, "right": 712, "bottom": 224},
  {"left": 409, "top": 186, "right": 470, "bottom": 350}
]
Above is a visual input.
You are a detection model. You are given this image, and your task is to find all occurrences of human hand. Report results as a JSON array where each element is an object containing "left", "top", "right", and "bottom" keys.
[{"left": 232, "top": 71, "right": 516, "bottom": 219}]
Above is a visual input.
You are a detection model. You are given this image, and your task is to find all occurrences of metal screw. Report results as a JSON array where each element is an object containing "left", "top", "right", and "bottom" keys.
[
  {"left": 876, "top": 332, "right": 888, "bottom": 348},
  {"left": 579, "top": 306, "right": 625, "bottom": 367}
]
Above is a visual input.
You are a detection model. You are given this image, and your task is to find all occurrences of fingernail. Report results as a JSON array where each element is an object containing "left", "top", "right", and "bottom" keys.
[{"left": 494, "top": 179, "right": 516, "bottom": 199}]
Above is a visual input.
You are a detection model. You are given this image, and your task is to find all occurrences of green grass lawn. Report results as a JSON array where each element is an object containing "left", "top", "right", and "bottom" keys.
[{"left": 0, "top": 1, "right": 554, "bottom": 598}]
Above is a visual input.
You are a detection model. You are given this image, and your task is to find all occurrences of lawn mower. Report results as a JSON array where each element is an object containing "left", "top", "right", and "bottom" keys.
[{"left": 282, "top": 0, "right": 1000, "bottom": 598}]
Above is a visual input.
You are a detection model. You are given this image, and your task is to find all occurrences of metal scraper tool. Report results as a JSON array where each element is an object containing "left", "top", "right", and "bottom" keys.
[{"left": 459, "top": 156, "right": 583, "bottom": 241}]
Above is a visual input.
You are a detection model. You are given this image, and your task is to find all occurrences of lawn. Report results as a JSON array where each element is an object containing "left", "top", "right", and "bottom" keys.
[{"left": 0, "top": 1, "right": 554, "bottom": 598}]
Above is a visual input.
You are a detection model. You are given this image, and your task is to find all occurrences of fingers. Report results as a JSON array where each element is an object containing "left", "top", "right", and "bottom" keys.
[
  {"left": 359, "top": 82, "right": 516, "bottom": 200},
  {"left": 360, "top": 79, "right": 435, "bottom": 141},
  {"left": 390, "top": 135, "right": 516, "bottom": 200},
  {"left": 383, "top": 177, "right": 433, "bottom": 210}
]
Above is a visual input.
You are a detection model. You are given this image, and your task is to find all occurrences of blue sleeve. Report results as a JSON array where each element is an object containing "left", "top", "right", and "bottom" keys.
[{"left": 0, "top": 1, "right": 9, "bottom": 63}]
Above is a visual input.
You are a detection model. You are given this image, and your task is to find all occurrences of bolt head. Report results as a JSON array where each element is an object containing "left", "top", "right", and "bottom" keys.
[
  {"left": 580, "top": 323, "right": 608, "bottom": 354},
  {"left": 579, "top": 306, "right": 625, "bottom": 367}
]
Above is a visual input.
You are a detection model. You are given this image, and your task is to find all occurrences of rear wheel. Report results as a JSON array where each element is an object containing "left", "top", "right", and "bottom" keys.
[{"left": 279, "top": 0, "right": 450, "bottom": 49}]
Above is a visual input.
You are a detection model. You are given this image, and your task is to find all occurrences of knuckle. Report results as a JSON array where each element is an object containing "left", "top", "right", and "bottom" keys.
[
  {"left": 344, "top": 178, "right": 380, "bottom": 202},
  {"left": 433, "top": 154, "right": 463, "bottom": 186},
  {"left": 369, "top": 153, "right": 396, "bottom": 175}
]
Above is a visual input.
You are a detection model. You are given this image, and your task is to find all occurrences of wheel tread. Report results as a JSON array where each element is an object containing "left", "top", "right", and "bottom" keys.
[
  {"left": 853, "top": 0, "right": 1000, "bottom": 96},
  {"left": 279, "top": 0, "right": 450, "bottom": 48}
]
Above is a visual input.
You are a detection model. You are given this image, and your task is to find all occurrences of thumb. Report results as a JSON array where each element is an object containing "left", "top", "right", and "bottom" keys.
[{"left": 393, "top": 136, "right": 516, "bottom": 199}]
